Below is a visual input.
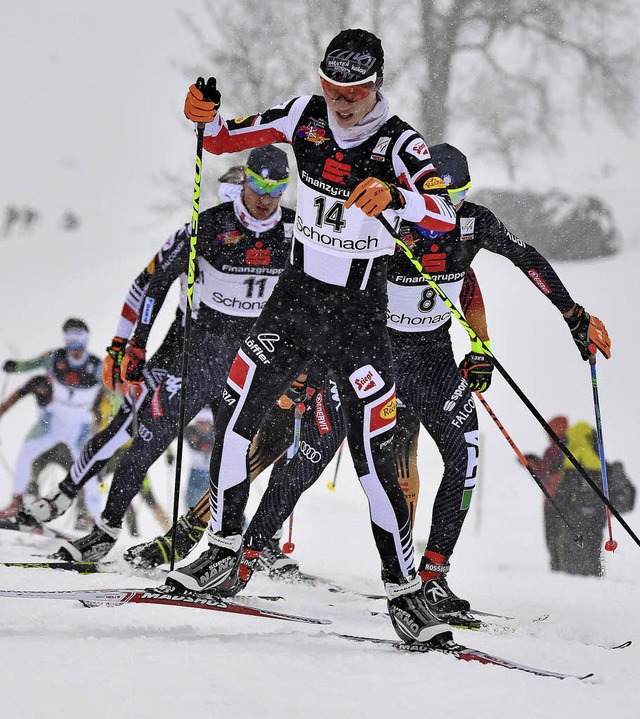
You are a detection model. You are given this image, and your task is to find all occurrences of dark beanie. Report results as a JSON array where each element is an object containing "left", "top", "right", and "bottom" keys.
[
  {"left": 320, "top": 28, "right": 384, "bottom": 85},
  {"left": 246, "top": 145, "right": 289, "bottom": 182}
]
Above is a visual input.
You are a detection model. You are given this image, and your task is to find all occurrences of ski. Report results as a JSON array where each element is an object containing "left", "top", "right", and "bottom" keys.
[
  {"left": 0, "top": 516, "right": 76, "bottom": 542},
  {"left": 0, "top": 559, "right": 166, "bottom": 580},
  {"left": 326, "top": 632, "right": 594, "bottom": 680},
  {"left": 0, "top": 586, "right": 327, "bottom": 624}
]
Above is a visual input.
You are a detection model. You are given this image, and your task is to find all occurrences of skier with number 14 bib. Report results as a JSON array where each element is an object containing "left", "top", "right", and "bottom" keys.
[{"left": 169, "top": 28, "right": 457, "bottom": 646}]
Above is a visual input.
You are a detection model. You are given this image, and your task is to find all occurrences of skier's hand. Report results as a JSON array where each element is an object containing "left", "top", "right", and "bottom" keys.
[
  {"left": 120, "top": 339, "right": 146, "bottom": 386},
  {"left": 459, "top": 352, "right": 494, "bottom": 393},
  {"left": 2, "top": 360, "right": 17, "bottom": 373},
  {"left": 184, "top": 77, "right": 221, "bottom": 124},
  {"left": 564, "top": 304, "right": 611, "bottom": 360},
  {"left": 278, "top": 374, "right": 308, "bottom": 410},
  {"left": 345, "top": 177, "right": 405, "bottom": 217},
  {"left": 102, "top": 337, "right": 127, "bottom": 393}
]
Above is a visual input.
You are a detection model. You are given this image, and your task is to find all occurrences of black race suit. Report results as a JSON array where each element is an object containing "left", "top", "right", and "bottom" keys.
[
  {"left": 244, "top": 202, "right": 577, "bottom": 562},
  {"left": 198, "top": 94, "right": 456, "bottom": 583},
  {"left": 99, "top": 199, "right": 296, "bottom": 526}
]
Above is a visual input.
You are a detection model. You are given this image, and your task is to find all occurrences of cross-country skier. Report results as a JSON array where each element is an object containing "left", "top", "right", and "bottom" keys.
[
  {"left": 140, "top": 141, "right": 611, "bottom": 627},
  {"left": 165, "top": 28, "right": 457, "bottom": 646},
  {"left": 0, "top": 319, "right": 104, "bottom": 521},
  {"left": 24, "top": 146, "right": 298, "bottom": 563},
  {"left": 0, "top": 375, "right": 74, "bottom": 502}
]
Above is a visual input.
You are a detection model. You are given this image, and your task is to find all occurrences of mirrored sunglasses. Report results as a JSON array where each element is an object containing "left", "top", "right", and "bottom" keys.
[
  {"left": 244, "top": 167, "right": 289, "bottom": 197},
  {"left": 319, "top": 76, "right": 376, "bottom": 104},
  {"left": 447, "top": 180, "right": 472, "bottom": 205}
]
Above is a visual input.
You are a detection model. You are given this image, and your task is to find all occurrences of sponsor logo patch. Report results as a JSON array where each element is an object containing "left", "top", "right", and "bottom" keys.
[
  {"left": 150, "top": 385, "right": 163, "bottom": 418},
  {"left": 371, "top": 136, "right": 391, "bottom": 160},
  {"left": 245, "top": 242, "right": 271, "bottom": 266},
  {"left": 141, "top": 297, "right": 155, "bottom": 324},
  {"left": 349, "top": 364, "right": 384, "bottom": 399},
  {"left": 314, "top": 391, "right": 332, "bottom": 435},
  {"left": 322, "top": 153, "right": 351, "bottom": 185},
  {"left": 407, "top": 139, "right": 429, "bottom": 160},
  {"left": 368, "top": 391, "right": 397, "bottom": 435},
  {"left": 295, "top": 125, "right": 329, "bottom": 144},
  {"left": 527, "top": 269, "right": 551, "bottom": 294},
  {"left": 422, "top": 175, "right": 446, "bottom": 191},
  {"left": 228, "top": 353, "right": 250, "bottom": 390},
  {"left": 460, "top": 217, "right": 475, "bottom": 241},
  {"left": 215, "top": 229, "right": 244, "bottom": 246}
]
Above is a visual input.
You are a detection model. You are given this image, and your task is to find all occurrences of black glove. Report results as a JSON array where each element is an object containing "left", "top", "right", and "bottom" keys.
[
  {"left": 459, "top": 352, "right": 494, "bottom": 393},
  {"left": 2, "top": 360, "right": 17, "bottom": 373}
]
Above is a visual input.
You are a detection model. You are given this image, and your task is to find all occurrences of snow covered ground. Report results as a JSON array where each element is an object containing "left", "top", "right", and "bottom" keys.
[{"left": 1, "top": 3, "right": 639, "bottom": 718}]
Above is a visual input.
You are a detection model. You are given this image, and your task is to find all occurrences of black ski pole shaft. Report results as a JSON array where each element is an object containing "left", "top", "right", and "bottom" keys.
[
  {"left": 169, "top": 87, "right": 206, "bottom": 571},
  {"left": 474, "top": 391, "right": 583, "bottom": 546},
  {"left": 589, "top": 355, "right": 617, "bottom": 551},
  {"left": 376, "top": 213, "right": 640, "bottom": 549},
  {"left": 327, "top": 440, "right": 345, "bottom": 491}
]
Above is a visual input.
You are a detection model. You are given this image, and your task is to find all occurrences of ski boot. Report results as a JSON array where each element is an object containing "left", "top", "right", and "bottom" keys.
[
  {"left": 0, "top": 494, "right": 23, "bottom": 519},
  {"left": 124, "top": 509, "right": 207, "bottom": 570},
  {"left": 419, "top": 550, "right": 472, "bottom": 622},
  {"left": 27, "top": 477, "right": 78, "bottom": 523},
  {"left": 54, "top": 517, "right": 120, "bottom": 561},
  {"left": 386, "top": 573, "right": 452, "bottom": 645},
  {"left": 165, "top": 530, "right": 244, "bottom": 595},
  {"left": 256, "top": 537, "right": 300, "bottom": 578}
]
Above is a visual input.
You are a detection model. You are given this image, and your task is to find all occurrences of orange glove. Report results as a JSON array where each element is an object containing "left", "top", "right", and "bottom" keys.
[
  {"left": 345, "top": 177, "right": 405, "bottom": 217},
  {"left": 120, "top": 339, "right": 147, "bottom": 386},
  {"left": 277, "top": 375, "right": 308, "bottom": 410},
  {"left": 588, "top": 315, "right": 611, "bottom": 359},
  {"left": 102, "top": 337, "right": 126, "bottom": 393},
  {"left": 184, "top": 77, "right": 221, "bottom": 124},
  {"left": 565, "top": 305, "right": 611, "bottom": 360}
]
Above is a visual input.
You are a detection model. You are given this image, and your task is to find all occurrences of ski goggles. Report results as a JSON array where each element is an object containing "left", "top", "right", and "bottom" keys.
[
  {"left": 318, "top": 71, "right": 377, "bottom": 104},
  {"left": 244, "top": 167, "right": 289, "bottom": 197},
  {"left": 64, "top": 329, "right": 88, "bottom": 350},
  {"left": 447, "top": 180, "right": 472, "bottom": 205}
]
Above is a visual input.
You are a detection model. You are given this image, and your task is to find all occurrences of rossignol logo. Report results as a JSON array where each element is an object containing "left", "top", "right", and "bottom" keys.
[{"left": 349, "top": 365, "right": 384, "bottom": 398}]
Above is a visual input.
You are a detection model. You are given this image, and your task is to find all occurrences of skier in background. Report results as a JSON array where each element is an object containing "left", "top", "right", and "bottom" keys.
[{"left": 0, "top": 319, "right": 104, "bottom": 521}]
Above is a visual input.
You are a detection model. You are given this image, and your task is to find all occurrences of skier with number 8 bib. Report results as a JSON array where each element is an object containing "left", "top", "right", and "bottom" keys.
[{"left": 169, "top": 28, "right": 457, "bottom": 646}]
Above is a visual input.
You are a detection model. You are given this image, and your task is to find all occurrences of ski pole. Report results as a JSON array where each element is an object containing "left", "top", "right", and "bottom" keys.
[
  {"left": 375, "top": 213, "right": 640, "bottom": 550},
  {"left": 327, "top": 440, "right": 345, "bottom": 491},
  {"left": 589, "top": 355, "right": 617, "bottom": 551},
  {"left": 169, "top": 79, "right": 207, "bottom": 571},
  {"left": 283, "top": 403, "right": 304, "bottom": 554},
  {"left": 474, "top": 391, "right": 583, "bottom": 546}
]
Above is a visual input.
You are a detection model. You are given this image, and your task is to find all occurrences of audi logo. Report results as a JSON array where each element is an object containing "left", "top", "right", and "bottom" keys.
[
  {"left": 299, "top": 440, "right": 321, "bottom": 463},
  {"left": 137, "top": 424, "right": 154, "bottom": 442}
]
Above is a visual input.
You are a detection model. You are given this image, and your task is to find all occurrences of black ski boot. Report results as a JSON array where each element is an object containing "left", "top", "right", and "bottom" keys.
[
  {"left": 386, "top": 574, "right": 452, "bottom": 645},
  {"left": 419, "top": 550, "right": 471, "bottom": 621},
  {"left": 124, "top": 509, "right": 207, "bottom": 570},
  {"left": 54, "top": 517, "right": 120, "bottom": 561},
  {"left": 165, "top": 532, "right": 243, "bottom": 595}
]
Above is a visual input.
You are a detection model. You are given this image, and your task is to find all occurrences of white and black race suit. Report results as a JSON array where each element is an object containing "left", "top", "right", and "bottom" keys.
[{"left": 199, "top": 93, "right": 456, "bottom": 582}]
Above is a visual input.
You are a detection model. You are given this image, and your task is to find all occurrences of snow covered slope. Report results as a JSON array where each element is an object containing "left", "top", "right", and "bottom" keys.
[{"left": 0, "top": 4, "right": 639, "bottom": 718}]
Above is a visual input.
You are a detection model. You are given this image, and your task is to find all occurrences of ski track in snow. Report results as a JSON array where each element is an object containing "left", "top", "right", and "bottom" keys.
[{"left": 1, "top": 3, "right": 639, "bottom": 718}]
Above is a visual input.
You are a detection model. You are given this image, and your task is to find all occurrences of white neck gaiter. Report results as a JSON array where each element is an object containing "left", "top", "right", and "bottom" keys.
[
  {"left": 327, "top": 92, "right": 391, "bottom": 149},
  {"left": 233, "top": 193, "right": 282, "bottom": 235}
]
